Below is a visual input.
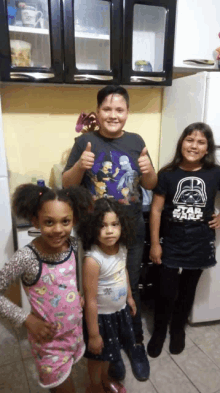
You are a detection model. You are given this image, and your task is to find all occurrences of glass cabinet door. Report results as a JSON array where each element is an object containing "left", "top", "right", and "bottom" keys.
[
  {"left": 123, "top": 0, "right": 177, "bottom": 86},
  {"left": 0, "top": 0, "right": 63, "bottom": 82},
  {"left": 63, "top": 0, "right": 122, "bottom": 84}
]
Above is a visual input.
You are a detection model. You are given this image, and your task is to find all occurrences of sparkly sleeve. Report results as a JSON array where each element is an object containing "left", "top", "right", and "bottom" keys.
[{"left": 0, "top": 248, "right": 35, "bottom": 328}]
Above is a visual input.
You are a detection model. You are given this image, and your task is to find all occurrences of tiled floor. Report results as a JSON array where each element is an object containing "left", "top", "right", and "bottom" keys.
[{"left": 1, "top": 303, "right": 220, "bottom": 393}]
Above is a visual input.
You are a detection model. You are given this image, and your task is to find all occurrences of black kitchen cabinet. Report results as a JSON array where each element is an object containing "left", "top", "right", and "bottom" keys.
[
  {"left": 0, "top": 0, "right": 63, "bottom": 82},
  {"left": 0, "top": 0, "right": 177, "bottom": 85},
  {"left": 122, "top": 0, "right": 177, "bottom": 86}
]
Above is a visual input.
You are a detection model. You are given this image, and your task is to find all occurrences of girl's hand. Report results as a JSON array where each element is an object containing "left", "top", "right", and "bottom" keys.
[
  {"left": 88, "top": 334, "right": 104, "bottom": 355},
  {"left": 127, "top": 296, "right": 137, "bottom": 316},
  {"left": 24, "top": 314, "right": 56, "bottom": 343},
  {"left": 79, "top": 293, "right": 85, "bottom": 308},
  {"left": 208, "top": 213, "right": 220, "bottom": 229},
  {"left": 149, "top": 244, "right": 162, "bottom": 265}
]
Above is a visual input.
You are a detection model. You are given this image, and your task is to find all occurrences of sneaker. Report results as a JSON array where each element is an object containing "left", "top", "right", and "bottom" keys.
[
  {"left": 127, "top": 344, "right": 150, "bottom": 381},
  {"left": 169, "top": 330, "right": 185, "bottom": 355},
  {"left": 108, "top": 358, "right": 126, "bottom": 381},
  {"left": 147, "top": 330, "right": 167, "bottom": 358}
]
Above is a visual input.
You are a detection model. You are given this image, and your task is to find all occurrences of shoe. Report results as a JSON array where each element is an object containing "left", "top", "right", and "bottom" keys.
[
  {"left": 169, "top": 330, "right": 185, "bottom": 355},
  {"left": 127, "top": 344, "right": 150, "bottom": 381},
  {"left": 108, "top": 359, "right": 126, "bottom": 381},
  {"left": 147, "top": 330, "right": 167, "bottom": 358},
  {"left": 102, "top": 380, "right": 127, "bottom": 393}
]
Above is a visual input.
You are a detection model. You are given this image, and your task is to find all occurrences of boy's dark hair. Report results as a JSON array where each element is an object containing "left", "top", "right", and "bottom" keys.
[
  {"left": 12, "top": 184, "right": 93, "bottom": 222},
  {"left": 97, "top": 85, "right": 129, "bottom": 108},
  {"left": 77, "top": 198, "right": 134, "bottom": 250},
  {"left": 160, "top": 122, "right": 217, "bottom": 173}
]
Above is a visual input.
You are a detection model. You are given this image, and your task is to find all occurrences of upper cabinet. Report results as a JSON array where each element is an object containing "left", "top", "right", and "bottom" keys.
[
  {"left": 173, "top": 0, "right": 220, "bottom": 72},
  {"left": 63, "top": 0, "right": 122, "bottom": 84},
  {"left": 0, "top": 0, "right": 177, "bottom": 85},
  {"left": 122, "top": 0, "right": 177, "bottom": 86},
  {"left": 0, "top": 0, "right": 63, "bottom": 82}
]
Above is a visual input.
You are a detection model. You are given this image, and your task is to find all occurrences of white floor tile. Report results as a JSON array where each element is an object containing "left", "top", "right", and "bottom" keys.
[
  {"left": 171, "top": 345, "right": 220, "bottom": 393},
  {"left": 150, "top": 356, "right": 199, "bottom": 393},
  {"left": 0, "top": 361, "right": 29, "bottom": 392},
  {"left": 0, "top": 318, "right": 22, "bottom": 366}
]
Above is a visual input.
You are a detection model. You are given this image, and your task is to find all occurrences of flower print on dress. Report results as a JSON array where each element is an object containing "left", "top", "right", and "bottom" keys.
[
  {"left": 35, "top": 286, "right": 48, "bottom": 295},
  {"left": 42, "top": 274, "right": 55, "bottom": 285},
  {"left": 66, "top": 291, "right": 76, "bottom": 303},
  {"left": 58, "top": 284, "right": 67, "bottom": 290},
  {"left": 50, "top": 294, "right": 61, "bottom": 308}
]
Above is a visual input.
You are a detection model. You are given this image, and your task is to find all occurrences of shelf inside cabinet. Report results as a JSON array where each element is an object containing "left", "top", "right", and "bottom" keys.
[
  {"left": 9, "top": 26, "right": 49, "bottom": 35},
  {"left": 75, "top": 31, "right": 109, "bottom": 40}
]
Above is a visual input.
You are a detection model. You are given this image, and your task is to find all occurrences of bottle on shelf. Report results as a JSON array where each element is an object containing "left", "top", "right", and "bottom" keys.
[{"left": 37, "top": 179, "right": 45, "bottom": 187}]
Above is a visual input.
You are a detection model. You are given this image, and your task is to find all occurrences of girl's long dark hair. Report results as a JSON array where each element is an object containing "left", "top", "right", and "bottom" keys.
[
  {"left": 77, "top": 198, "right": 134, "bottom": 251},
  {"left": 12, "top": 184, "right": 93, "bottom": 222},
  {"left": 160, "top": 122, "right": 217, "bottom": 174}
]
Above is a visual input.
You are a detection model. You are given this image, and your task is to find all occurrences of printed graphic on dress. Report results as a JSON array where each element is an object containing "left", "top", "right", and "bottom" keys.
[
  {"left": 84, "top": 150, "right": 151, "bottom": 205},
  {"left": 172, "top": 177, "right": 207, "bottom": 221}
]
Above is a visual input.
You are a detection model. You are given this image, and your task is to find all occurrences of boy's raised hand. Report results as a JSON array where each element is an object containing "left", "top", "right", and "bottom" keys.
[
  {"left": 79, "top": 142, "right": 95, "bottom": 170},
  {"left": 138, "top": 147, "right": 153, "bottom": 174},
  {"left": 24, "top": 314, "right": 56, "bottom": 343}
]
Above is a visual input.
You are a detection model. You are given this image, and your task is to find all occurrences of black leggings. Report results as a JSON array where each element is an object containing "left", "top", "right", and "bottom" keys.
[{"left": 153, "top": 265, "right": 203, "bottom": 333}]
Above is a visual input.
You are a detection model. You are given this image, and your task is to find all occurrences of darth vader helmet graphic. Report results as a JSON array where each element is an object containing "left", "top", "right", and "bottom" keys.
[{"left": 173, "top": 177, "right": 207, "bottom": 207}]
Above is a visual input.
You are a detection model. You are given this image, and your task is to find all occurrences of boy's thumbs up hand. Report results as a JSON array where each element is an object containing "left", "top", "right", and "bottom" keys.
[
  {"left": 139, "top": 146, "right": 148, "bottom": 157},
  {"left": 79, "top": 142, "right": 95, "bottom": 170},
  {"left": 138, "top": 147, "right": 152, "bottom": 174},
  {"left": 85, "top": 142, "right": 91, "bottom": 152}
]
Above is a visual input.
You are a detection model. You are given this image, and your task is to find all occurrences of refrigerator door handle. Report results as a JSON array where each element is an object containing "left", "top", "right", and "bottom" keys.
[{"left": 183, "top": 59, "right": 214, "bottom": 66}]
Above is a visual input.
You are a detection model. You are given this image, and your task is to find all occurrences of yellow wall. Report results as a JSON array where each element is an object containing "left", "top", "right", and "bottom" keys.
[{"left": 1, "top": 84, "right": 162, "bottom": 192}]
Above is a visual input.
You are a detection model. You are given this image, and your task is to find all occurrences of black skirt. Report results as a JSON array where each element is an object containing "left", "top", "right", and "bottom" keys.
[
  {"left": 83, "top": 304, "right": 136, "bottom": 362},
  {"left": 162, "top": 221, "right": 216, "bottom": 269}
]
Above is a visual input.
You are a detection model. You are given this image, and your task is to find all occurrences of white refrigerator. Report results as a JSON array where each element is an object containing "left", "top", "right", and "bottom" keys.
[
  {"left": 160, "top": 71, "right": 220, "bottom": 323},
  {"left": 0, "top": 98, "right": 14, "bottom": 269}
]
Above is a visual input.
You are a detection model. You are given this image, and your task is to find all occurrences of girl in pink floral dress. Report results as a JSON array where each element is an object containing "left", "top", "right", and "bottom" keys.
[{"left": 0, "top": 184, "right": 92, "bottom": 392}]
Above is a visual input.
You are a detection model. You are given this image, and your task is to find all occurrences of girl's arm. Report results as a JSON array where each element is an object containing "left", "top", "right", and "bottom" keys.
[
  {"left": 0, "top": 250, "right": 56, "bottom": 342},
  {"left": 126, "top": 268, "right": 136, "bottom": 316},
  {"left": 83, "top": 256, "right": 104, "bottom": 355},
  {"left": 0, "top": 250, "right": 31, "bottom": 327},
  {"left": 149, "top": 193, "right": 165, "bottom": 265}
]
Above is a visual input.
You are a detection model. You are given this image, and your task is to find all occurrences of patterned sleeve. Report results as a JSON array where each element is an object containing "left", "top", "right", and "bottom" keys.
[
  {"left": 153, "top": 171, "right": 168, "bottom": 196},
  {"left": 0, "top": 248, "right": 34, "bottom": 328}
]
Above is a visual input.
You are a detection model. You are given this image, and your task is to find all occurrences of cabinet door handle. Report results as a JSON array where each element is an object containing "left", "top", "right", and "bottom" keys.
[
  {"left": 131, "top": 76, "right": 166, "bottom": 83},
  {"left": 10, "top": 72, "right": 55, "bottom": 80},
  {"left": 74, "top": 74, "right": 113, "bottom": 81},
  {"left": 183, "top": 59, "right": 214, "bottom": 66}
]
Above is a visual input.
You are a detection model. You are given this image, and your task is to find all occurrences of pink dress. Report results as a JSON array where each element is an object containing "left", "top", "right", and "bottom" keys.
[{"left": 24, "top": 245, "right": 85, "bottom": 389}]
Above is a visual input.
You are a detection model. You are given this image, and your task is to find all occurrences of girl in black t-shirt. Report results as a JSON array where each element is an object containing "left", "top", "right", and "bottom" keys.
[{"left": 147, "top": 122, "right": 220, "bottom": 358}]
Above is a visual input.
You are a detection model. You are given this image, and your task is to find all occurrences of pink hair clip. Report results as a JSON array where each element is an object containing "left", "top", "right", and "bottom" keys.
[{"left": 39, "top": 192, "right": 43, "bottom": 196}]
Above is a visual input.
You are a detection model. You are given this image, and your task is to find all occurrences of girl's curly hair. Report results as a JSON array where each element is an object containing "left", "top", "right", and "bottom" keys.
[
  {"left": 12, "top": 183, "right": 93, "bottom": 222},
  {"left": 77, "top": 198, "right": 135, "bottom": 251}
]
